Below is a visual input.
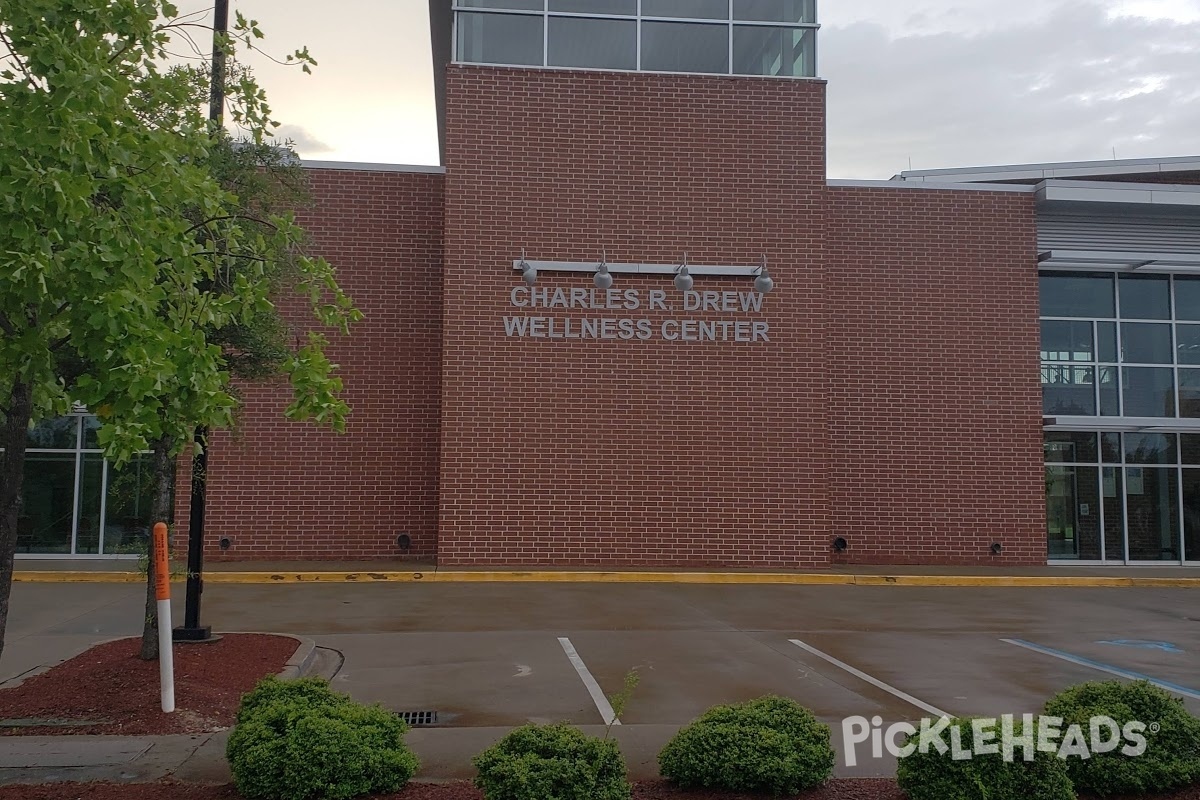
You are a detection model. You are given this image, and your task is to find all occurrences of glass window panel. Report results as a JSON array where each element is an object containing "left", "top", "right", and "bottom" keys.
[
  {"left": 76, "top": 453, "right": 104, "bottom": 554},
  {"left": 733, "top": 25, "right": 813, "bottom": 77},
  {"left": 1122, "top": 367, "right": 1175, "bottom": 417},
  {"left": 457, "top": 0, "right": 544, "bottom": 9},
  {"left": 642, "top": 0, "right": 729, "bottom": 18},
  {"left": 1044, "top": 432, "right": 1098, "bottom": 463},
  {"left": 1176, "top": 276, "right": 1200, "bottom": 321},
  {"left": 1179, "top": 369, "right": 1200, "bottom": 419},
  {"left": 1039, "top": 272, "right": 1114, "bottom": 318},
  {"left": 457, "top": 11, "right": 544, "bottom": 65},
  {"left": 104, "top": 454, "right": 157, "bottom": 554},
  {"left": 548, "top": 16, "right": 636, "bottom": 68},
  {"left": 82, "top": 415, "right": 101, "bottom": 449},
  {"left": 1124, "top": 432, "right": 1176, "bottom": 465},
  {"left": 1185, "top": 469, "right": 1200, "bottom": 561},
  {"left": 641, "top": 21, "right": 729, "bottom": 73},
  {"left": 1121, "top": 323, "right": 1173, "bottom": 364},
  {"left": 1119, "top": 274, "right": 1171, "bottom": 320},
  {"left": 1125, "top": 466, "right": 1180, "bottom": 560},
  {"left": 1046, "top": 466, "right": 1100, "bottom": 559},
  {"left": 27, "top": 417, "right": 79, "bottom": 450},
  {"left": 1041, "top": 320, "right": 1094, "bottom": 362},
  {"left": 1042, "top": 365, "right": 1095, "bottom": 415},
  {"left": 18, "top": 453, "right": 76, "bottom": 554},
  {"left": 1182, "top": 434, "right": 1200, "bottom": 465},
  {"left": 1177, "top": 324, "right": 1200, "bottom": 364},
  {"left": 549, "top": 0, "right": 636, "bottom": 11},
  {"left": 1102, "top": 433, "right": 1122, "bottom": 464},
  {"left": 734, "top": 0, "right": 816, "bottom": 23},
  {"left": 1102, "top": 466, "right": 1125, "bottom": 561},
  {"left": 1097, "top": 322, "right": 1117, "bottom": 362},
  {"left": 1099, "top": 366, "right": 1120, "bottom": 416},
  {"left": 1104, "top": 434, "right": 1123, "bottom": 465}
]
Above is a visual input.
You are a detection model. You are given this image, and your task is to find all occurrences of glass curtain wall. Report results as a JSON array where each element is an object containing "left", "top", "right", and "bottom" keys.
[
  {"left": 3, "top": 415, "right": 158, "bottom": 557},
  {"left": 454, "top": 0, "right": 819, "bottom": 77},
  {"left": 1041, "top": 271, "right": 1200, "bottom": 563},
  {"left": 1044, "top": 431, "right": 1197, "bottom": 562}
]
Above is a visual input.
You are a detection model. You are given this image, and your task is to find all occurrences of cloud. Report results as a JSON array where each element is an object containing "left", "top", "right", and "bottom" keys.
[
  {"left": 822, "top": 1, "right": 1200, "bottom": 178},
  {"left": 272, "top": 123, "right": 334, "bottom": 155}
]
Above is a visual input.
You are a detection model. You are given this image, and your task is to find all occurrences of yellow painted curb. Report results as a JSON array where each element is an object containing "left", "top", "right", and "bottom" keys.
[
  {"left": 12, "top": 570, "right": 1200, "bottom": 587},
  {"left": 14, "top": 571, "right": 143, "bottom": 583}
]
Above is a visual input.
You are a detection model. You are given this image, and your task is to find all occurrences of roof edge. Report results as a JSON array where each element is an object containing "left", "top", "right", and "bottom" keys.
[{"left": 301, "top": 160, "right": 446, "bottom": 175}]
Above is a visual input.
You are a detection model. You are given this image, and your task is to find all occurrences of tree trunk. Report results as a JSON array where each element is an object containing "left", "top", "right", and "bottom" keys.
[
  {"left": 139, "top": 435, "right": 176, "bottom": 660},
  {"left": 0, "top": 380, "right": 35, "bottom": 666}
]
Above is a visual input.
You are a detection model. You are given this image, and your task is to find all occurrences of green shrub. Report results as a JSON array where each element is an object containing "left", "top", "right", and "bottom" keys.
[
  {"left": 657, "top": 695, "right": 834, "bottom": 795},
  {"left": 235, "top": 675, "right": 349, "bottom": 724},
  {"left": 1044, "top": 680, "right": 1200, "bottom": 796},
  {"left": 473, "top": 723, "right": 631, "bottom": 800},
  {"left": 896, "top": 717, "right": 1074, "bottom": 800},
  {"left": 227, "top": 678, "right": 419, "bottom": 800}
]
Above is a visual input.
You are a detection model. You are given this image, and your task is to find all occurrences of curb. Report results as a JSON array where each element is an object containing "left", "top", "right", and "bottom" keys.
[
  {"left": 12, "top": 571, "right": 1200, "bottom": 587},
  {"left": 268, "top": 633, "right": 316, "bottom": 680}
]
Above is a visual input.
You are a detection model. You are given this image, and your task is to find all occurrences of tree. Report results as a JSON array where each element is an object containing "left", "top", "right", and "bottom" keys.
[{"left": 0, "top": 0, "right": 358, "bottom": 664}]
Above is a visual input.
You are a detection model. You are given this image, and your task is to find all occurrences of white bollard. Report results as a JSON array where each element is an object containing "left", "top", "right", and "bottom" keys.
[{"left": 153, "top": 522, "right": 175, "bottom": 713}]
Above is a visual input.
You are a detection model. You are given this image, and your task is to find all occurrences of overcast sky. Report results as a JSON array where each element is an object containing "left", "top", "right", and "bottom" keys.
[{"left": 178, "top": 0, "right": 1200, "bottom": 179}]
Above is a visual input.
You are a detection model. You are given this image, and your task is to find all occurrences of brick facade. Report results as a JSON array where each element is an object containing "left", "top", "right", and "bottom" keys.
[
  {"left": 197, "top": 168, "right": 444, "bottom": 561},
  {"left": 191, "top": 64, "right": 1054, "bottom": 567},
  {"left": 826, "top": 187, "right": 1045, "bottom": 565}
]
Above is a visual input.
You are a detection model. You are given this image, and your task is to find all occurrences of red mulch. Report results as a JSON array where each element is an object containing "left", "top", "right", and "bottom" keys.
[
  {"left": 0, "top": 634, "right": 298, "bottom": 736},
  {"left": 0, "top": 780, "right": 902, "bottom": 799},
  {"left": 0, "top": 780, "right": 1198, "bottom": 800}
]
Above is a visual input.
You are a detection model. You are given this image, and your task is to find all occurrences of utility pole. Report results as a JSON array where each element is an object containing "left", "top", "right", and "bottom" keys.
[{"left": 174, "top": 0, "right": 228, "bottom": 643}]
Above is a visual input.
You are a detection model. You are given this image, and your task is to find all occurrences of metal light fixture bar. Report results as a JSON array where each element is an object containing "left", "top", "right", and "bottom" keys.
[{"left": 512, "top": 260, "right": 763, "bottom": 277}]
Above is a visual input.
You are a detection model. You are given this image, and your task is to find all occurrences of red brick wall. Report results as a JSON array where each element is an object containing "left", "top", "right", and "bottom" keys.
[
  {"left": 189, "top": 168, "right": 445, "bottom": 561},
  {"left": 439, "top": 66, "right": 831, "bottom": 567},
  {"left": 826, "top": 186, "right": 1046, "bottom": 565}
]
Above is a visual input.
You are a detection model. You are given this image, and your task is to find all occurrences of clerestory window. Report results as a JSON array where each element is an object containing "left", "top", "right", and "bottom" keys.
[{"left": 453, "top": 0, "right": 818, "bottom": 78}]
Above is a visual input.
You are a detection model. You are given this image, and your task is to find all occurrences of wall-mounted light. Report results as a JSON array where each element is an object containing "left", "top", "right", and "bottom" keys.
[
  {"left": 754, "top": 255, "right": 775, "bottom": 294},
  {"left": 674, "top": 253, "right": 693, "bottom": 293},
  {"left": 832, "top": 536, "right": 848, "bottom": 552},
  {"left": 594, "top": 250, "right": 613, "bottom": 290},
  {"left": 519, "top": 248, "right": 537, "bottom": 286},
  {"left": 990, "top": 542, "right": 1003, "bottom": 555}
]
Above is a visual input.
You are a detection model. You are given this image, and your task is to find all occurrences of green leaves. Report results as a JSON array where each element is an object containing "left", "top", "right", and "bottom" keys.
[{"left": 1, "top": 0, "right": 358, "bottom": 463}]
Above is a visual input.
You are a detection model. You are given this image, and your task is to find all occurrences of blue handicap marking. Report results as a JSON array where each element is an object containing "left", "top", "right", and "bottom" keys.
[{"left": 1097, "top": 640, "right": 1183, "bottom": 653}]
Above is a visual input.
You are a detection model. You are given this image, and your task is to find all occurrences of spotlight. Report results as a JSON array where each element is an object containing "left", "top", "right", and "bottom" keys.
[
  {"left": 674, "top": 253, "right": 693, "bottom": 293},
  {"left": 397, "top": 533, "right": 412, "bottom": 551},
  {"left": 219, "top": 537, "right": 231, "bottom": 551},
  {"left": 832, "top": 536, "right": 848, "bottom": 552},
  {"left": 990, "top": 542, "right": 1003, "bottom": 555},
  {"left": 594, "top": 251, "right": 613, "bottom": 290},
  {"left": 519, "top": 248, "right": 536, "bottom": 285},
  {"left": 754, "top": 255, "right": 775, "bottom": 294}
]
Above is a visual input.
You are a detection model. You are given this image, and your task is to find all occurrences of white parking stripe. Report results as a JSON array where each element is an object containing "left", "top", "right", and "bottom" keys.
[
  {"left": 558, "top": 637, "right": 620, "bottom": 726},
  {"left": 789, "top": 638, "right": 949, "bottom": 718}
]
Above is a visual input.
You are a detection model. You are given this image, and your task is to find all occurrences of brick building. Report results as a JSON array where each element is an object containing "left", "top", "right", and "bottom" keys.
[{"left": 16, "top": 0, "right": 1200, "bottom": 567}]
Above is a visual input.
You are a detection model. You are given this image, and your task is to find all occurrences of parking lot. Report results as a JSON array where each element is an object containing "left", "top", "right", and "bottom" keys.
[{"left": 4, "top": 581, "right": 1198, "bottom": 777}]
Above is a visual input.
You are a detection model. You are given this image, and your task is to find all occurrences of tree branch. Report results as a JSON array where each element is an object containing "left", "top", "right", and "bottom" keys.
[{"left": 0, "top": 28, "right": 36, "bottom": 87}]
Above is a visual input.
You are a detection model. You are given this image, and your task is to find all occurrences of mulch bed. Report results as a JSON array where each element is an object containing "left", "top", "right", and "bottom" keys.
[
  {"left": 0, "top": 634, "right": 298, "bottom": 736},
  {"left": 2, "top": 782, "right": 1198, "bottom": 800}
]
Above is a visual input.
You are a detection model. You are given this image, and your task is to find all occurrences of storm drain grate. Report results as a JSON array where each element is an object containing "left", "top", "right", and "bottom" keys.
[{"left": 396, "top": 710, "right": 438, "bottom": 727}]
